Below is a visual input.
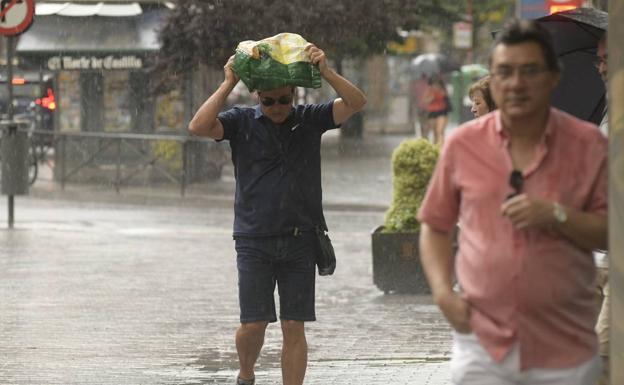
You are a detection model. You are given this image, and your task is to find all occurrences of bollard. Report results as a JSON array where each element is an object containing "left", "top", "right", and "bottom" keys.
[{"left": 1, "top": 122, "right": 30, "bottom": 195}]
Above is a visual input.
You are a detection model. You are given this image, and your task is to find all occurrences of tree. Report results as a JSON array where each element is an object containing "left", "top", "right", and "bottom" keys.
[
  {"left": 153, "top": 0, "right": 512, "bottom": 138},
  {"left": 153, "top": 0, "right": 406, "bottom": 92},
  {"left": 153, "top": 0, "right": 408, "bottom": 136},
  {"left": 154, "top": 0, "right": 512, "bottom": 84},
  {"left": 153, "top": 0, "right": 299, "bottom": 92}
]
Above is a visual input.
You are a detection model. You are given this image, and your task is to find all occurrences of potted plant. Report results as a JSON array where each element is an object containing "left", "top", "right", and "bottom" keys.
[{"left": 371, "top": 138, "right": 439, "bottom": 294}]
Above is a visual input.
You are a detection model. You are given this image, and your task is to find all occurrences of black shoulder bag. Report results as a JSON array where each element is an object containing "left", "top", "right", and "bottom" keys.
[
  {"left": 267, "top": 124, "right": 336, "bottom": 276},
  {"left": 313, "top": 226, "right": 336, "bottom": 276}
]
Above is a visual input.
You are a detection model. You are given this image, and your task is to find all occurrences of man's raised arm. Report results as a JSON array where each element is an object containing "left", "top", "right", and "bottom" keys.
[
  {"left": 188, "top": 56, "right": 239, "bottom": 140},
  {"left": 305, "top": 44, "right": 367, "bottom": 125}
]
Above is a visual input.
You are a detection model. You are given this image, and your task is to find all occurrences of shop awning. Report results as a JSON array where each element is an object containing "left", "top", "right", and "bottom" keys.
[
  {"left": 36, "top": 2, "right": 143, "bottom": 17},
  {"left": 16, "top": 6, "right": 166, "bottom": 55}
]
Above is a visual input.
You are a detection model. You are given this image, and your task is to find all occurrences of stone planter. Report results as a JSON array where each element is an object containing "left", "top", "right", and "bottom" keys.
[{"left": 371, "top": 225, "right": 431, "bottom": 294}]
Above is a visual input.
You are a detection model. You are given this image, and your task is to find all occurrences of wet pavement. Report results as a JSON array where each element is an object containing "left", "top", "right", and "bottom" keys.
[{"left": 0, "top": 132, "right": 453, "bottom": 384}]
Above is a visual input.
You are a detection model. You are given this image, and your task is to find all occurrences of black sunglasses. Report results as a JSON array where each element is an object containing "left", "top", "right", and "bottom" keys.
[
  {"left": 506, "top": 170, "right": 523, "bottom": 200},
  {"left": 260, "top": 95, "right": 293, "bottom": 107}
]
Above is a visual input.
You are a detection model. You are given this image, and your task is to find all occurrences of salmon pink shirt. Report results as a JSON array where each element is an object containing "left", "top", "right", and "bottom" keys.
[{"left": 418, "top": 107, "right": 608, "bottom": 369}]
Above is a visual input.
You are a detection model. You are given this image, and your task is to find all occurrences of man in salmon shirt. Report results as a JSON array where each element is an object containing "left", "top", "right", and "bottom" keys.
[{"left": 418, "top": 18, "right": 607, "bottom": 385}]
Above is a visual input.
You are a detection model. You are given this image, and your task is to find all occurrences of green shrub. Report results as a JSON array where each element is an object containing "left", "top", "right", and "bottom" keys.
[
  {"left": 383, "top": 138, "right": 439, "bottom": 233},
  {"left": 150, "top": 141, "right": 182, "bottom": 170}
]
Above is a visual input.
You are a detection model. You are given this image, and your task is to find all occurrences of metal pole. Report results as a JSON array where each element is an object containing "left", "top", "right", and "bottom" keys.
[
  {"left": 115, "top": 139, "right": 121, "bottom": 194},
  {"left": 8, "top": 195, "right": 14, "bottom": 227},
  {"left": 7, "top": 35, "right": 14, "bottom": 228},
  {"left": 60, "top": 135, "right": 66, "bottom": 190},
  {"left": 7, "top": 37, "right": 13, "bottom": 120},
  {"left": 181, "top": 140, "right": 187, "bottom": 197},
  {"left": 467, "top": 0, "right": 474, "bottom": 64},
  {"left": 37, "top": 66, "right": 43, "bottom": 132}
]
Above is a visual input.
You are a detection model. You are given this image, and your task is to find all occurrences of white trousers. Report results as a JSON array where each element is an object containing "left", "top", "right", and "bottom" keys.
[{"left": 450, "top": 332, "right": 601, "bottom": 385}]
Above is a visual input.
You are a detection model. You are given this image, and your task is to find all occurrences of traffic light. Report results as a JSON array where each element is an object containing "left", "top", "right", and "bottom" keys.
[{"left": 35, "top": 88, "right": 56, "bottom": 111}]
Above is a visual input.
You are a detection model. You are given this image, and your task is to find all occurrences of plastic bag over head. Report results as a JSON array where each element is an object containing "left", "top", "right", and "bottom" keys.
[{"left": 232, "top": 33, "right": 322, "bottom": 92}]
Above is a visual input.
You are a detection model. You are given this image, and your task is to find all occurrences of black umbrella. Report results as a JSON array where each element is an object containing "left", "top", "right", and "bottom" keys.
[{"left": 536, "top": 8, "right": 608, "bottom": 125}]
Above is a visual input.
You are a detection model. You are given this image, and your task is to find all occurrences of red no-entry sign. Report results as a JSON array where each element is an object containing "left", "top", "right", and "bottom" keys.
[{"left": 0, "top": 0, "right": 34, "bottom": 36}]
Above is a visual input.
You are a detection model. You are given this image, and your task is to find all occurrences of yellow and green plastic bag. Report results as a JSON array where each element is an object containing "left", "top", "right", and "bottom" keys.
[{"left": 232, "top": 33, "right": 322, "bottom": 92}]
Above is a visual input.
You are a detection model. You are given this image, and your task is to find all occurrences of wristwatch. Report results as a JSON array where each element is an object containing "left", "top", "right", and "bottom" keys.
[{"left": 553, "top": 202, "right": 568, "bottom": 224}]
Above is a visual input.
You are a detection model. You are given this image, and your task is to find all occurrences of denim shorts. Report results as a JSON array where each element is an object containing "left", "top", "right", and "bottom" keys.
[{"left": 235, "top": 233, "right": 317, "bottom": 323}]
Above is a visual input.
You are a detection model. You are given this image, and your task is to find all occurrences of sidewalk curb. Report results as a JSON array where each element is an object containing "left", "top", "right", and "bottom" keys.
[{"left": 26, "top": 183, "right": 389, "bottom": 213}]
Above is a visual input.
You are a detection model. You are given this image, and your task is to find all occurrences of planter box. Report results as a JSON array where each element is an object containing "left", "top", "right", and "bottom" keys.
[{"left": 371, "top": 225, "right": 431, "bottom": 294}]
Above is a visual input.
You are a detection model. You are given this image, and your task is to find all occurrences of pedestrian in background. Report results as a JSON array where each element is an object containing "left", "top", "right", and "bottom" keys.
[
  {"left": 412, "top": 73, "right": 431, "bottom": 138},
  {"left": 418, "top": 18, "right": 607, "bottom": 385},
  {"left": 593, "top": 31, "right": 609, "bottom": 385},
  {"left": 468, "top": 75, "right": 496, "bottom": 118},
  {"left": 423, "top": 76, "right": 450, "bottom": 145},
  {"left": 188, "top": 43, "right": 366, "bottom": 385}
]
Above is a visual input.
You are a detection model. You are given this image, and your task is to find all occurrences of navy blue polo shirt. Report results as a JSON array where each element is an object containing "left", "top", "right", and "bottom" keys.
[{"left": 217, "top": 101, "right": 338, "bottom": 237}]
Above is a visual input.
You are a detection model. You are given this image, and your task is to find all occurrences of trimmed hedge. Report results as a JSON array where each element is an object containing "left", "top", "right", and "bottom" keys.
[{"left": 383, "top": 138, "right": 439, "bottom": 233}]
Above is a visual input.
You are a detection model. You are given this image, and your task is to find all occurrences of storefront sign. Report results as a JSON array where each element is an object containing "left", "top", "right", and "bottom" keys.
[{"left": 46, "top": 55, "right": 144, "bottom": 71}]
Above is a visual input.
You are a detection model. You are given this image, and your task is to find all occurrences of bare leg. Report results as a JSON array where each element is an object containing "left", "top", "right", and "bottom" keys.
[
  {"left": 281, "top": 320, "right": 307, "bottom": 385},
  {"left": 236, "top": 321, "right": 269, "bottom": 381},
  {"left": 434, "top": 116, "right": 448, "bottom": 145},
  {"left": 423, "top": 118, "right": 434, "bottom": 141},
  {"left": 418, "top": 112, "right": 429, "bottom": 139},
  {"left": 431, "top": 117, "right": 441, "bottom": 144}
]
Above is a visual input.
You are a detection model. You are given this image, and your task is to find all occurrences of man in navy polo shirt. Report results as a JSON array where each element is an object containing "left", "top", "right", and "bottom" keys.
[{"left": 188, "top": 43, "right": 366, "bottom": 385}]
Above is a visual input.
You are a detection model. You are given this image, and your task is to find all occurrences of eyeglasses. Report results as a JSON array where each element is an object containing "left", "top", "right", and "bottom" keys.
[
  {"left": 506, "top": 170, "right": 523, "bottom": 200},
  {"left": 491, "top": 65, "right": 548, "bottom": 82},
  {"left": 260, "top": 95, "right": 293, "bottom": 107}
]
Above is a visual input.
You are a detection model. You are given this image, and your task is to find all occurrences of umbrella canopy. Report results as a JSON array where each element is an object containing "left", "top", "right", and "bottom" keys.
[
  {"left": 411, "top": 53, "right": 443, "bottom": 78},
  {"left": 536, "top": 8, "right": 607, "bottom": 125},
  {"left": 410, "top": 53, "right": 459, "bottom": 78}
]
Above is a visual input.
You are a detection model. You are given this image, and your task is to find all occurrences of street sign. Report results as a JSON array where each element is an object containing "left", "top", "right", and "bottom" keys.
[
  {"left": 517, "top": 0, "right": 582, "bottom": 19},
  {"left": 0, "top": 0, "right": 34, "bottom": 36},
  {"left": 518, "top": 0, "right": 548, "bottom": 19},
  {"left": 547, "top": 0, "right": 582, "bottom": 14},
  {"left": 1, "top": 0, "right": 34, "bottom": 228},
  {"left": 453, "top": 22, "right": 473, "bottom": 49}
]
